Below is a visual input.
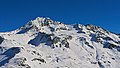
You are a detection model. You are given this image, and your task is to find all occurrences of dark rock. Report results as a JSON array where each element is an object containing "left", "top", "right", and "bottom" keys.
[
  {"left": 0, "top": 36, "right": 4, "bottom": 44},
  {"left": 88, "top": 45, "right": 94, "bottom": 49},
  {"left": 65, "top": 35, "right": 72, "bottom": 40},
  {"left": 108, "top": 61, "right": 111, "bottom": 63},
  {"left": 103, "top": 42, "right": 120, "bottom": 52},
  {"left": 98, "top": 61, "right": 104, "bottom": 68},
  {"left": 112, "top": 58, "right": 115, "bottom": 60},
  {"left": 103, "top": 42, "right": 116, "bottom": 49},
  {"left": 62, "top": 40, "right": 70, "bottom": 48},
  {"left": 91, "top": 62, "right": 97, "bottom": 64},
  {"left": 49, "top": 27, "right": 55, "bottom": 32},
  {"left": 79, "top": 37, "right": 86, "bottom": 41},
  {"left": 73, "top": 24, "right": 85, "bottom": 33},
  {"left": 53, "top": 37, "right": 61, "bottom": 44},
  {"left": 32, "top": 58, "right": 46, "bottom": 63}
]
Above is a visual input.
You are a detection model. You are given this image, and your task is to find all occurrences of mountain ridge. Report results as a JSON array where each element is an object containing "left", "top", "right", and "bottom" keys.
[{"left": 0, "top": 17, "right": 120, "bottom": 68}]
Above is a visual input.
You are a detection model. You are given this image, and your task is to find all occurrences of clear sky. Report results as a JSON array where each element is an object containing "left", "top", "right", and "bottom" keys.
[{"left": 0, "top": 0, "right": 120, "bottom": 33}]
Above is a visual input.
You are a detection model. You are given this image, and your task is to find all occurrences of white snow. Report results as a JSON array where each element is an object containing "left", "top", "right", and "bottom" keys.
[{"left": 0, "top": 17, "right": 120, "bottom": 68}]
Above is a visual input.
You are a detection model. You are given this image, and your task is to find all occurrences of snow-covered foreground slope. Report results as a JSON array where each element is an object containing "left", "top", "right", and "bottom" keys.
[{"left": 0, "top": 17, "right": 120, "bottom": 68}]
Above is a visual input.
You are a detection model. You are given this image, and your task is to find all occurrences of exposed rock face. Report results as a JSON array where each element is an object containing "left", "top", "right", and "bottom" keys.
[
  {"left": 0, "top": 17, "right": 120, "bottom": 68},
  {"left": 0, "top": 36, "right": 4, "bottom": 44}
]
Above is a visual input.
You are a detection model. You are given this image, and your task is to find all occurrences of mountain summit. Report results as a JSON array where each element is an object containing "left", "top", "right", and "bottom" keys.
[{"left": 0, "top": 17, "right": 120, "bottom": 68}]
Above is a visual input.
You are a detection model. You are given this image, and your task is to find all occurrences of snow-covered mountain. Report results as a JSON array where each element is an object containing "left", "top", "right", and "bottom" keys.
[{"left": 0, "top": 17, "right": 120, "bottom": 68}]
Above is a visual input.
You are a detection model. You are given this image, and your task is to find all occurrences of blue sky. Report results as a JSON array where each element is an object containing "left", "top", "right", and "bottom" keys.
[{"left": 0, "top": 0, "right": 120, "bottom": 33}]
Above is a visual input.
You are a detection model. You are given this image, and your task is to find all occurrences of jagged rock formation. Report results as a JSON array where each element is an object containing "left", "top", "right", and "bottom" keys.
[{"left": 0, "top": 17, "right": 120, "bottom": 68}]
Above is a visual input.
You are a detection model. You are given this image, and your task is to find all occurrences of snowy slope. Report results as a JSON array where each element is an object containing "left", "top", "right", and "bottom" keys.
[{"left": 0, "top": 17, "right": 120, "bottom": 68}]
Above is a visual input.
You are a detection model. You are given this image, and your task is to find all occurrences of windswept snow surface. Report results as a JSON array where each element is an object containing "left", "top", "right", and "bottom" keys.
[{"left": 0, "top": 17, "right": 120, "bottom": 68}]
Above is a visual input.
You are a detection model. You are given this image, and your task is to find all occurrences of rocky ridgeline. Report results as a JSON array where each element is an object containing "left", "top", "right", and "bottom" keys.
[{"left": 0, "top": 17, "right": 120, "bottom": 68}]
